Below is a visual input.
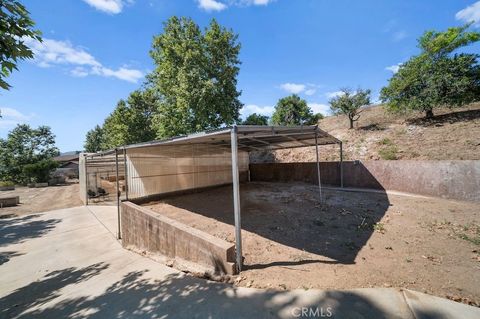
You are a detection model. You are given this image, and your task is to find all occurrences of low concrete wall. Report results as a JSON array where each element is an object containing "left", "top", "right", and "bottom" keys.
[
  {"left": 0, "top": 196, "right": 20, "bottom": 207},
  {"left": 250, "top": 160, "right": 480, "bottom": 202},
  {"left": 121, "top": 201, "right": 236, "bottom": 274}
]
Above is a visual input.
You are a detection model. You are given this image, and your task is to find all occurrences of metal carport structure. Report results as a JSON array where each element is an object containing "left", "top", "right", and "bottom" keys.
[{"left": 81, "top": 125, "right": 342, "bottom": 272}]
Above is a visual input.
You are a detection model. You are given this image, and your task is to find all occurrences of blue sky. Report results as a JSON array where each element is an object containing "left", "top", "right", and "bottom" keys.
[{"left": 1, "top": 0, "right": 479, "bottom": 152}]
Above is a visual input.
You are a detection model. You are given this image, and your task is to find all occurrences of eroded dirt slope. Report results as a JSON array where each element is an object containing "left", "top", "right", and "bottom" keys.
[{"left": 251, "top": 103, "right": 480, "bottom": 162}]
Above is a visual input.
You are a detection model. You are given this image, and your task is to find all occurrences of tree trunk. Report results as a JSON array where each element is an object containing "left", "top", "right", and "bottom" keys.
[
  {"left": 425, "top": 109, "right": 434, "bottom": 119},
  {"left": 349, "top": 118, "right": 354, "bottom": 129}
]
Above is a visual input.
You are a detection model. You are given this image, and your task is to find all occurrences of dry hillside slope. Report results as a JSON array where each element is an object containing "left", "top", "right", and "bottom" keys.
[{"left": 251, "top": 103, "right": 480, "bottom": 162}]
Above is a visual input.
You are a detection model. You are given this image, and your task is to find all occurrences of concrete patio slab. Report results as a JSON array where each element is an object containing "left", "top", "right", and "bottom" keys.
[{"left": 1, "top": 206, "right": 478, "bottom": 318}]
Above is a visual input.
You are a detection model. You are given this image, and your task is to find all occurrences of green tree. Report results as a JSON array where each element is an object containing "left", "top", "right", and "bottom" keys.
[
  {"left": 381, "top": 24, "right": 480, "bottom": 118},
  {"left": 22, "top": 159, "right": 58, "bottom": 183},
  {"left": 93, "top": 89, "right": 158, "bottom": 150},
  {"left": 0, "top": 0, "right": 42, "bottom": 90},
  {"left": 271, "top": 94, "right": 319, "bottom": 126},
  {"left": 329, "top": 88, "right": 371, "bottom": 129},
  {"left": 102, "top": 99, "right": 130, "bottom": 149},
  {"left": 148, "top": 17, "right": 242, "bottom": 138},
  {"left": 242, "top": 113, "right": 269, "bottom": 125},
  {"left": 125, "top": 89, "right": 158, "bottom": 143},
  {"left": 84, "top": 125, "right": 105, "bottom": 153},
  {"left": 0, "top": 124, "right": 59, "bottom": 183}
]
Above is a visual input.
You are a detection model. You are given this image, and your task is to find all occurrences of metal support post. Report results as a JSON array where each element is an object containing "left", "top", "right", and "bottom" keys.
[
  {"left": 231, "top": 126, "right": 243, "bottom": 272},
  {"left": 123, "top": 148, "right": 128, "bottom": 201},
  {"left": 115, "top": 149, "right": 121, "bottom": 239},
  {"left": 315, "top": 132, "right": 322, "bottom": 203},
  {"left": 340, "top": 141, "right": 344, "bottom": 188},
  {"left": 85, "top": 155, "right": 89, "bottom": 205}
]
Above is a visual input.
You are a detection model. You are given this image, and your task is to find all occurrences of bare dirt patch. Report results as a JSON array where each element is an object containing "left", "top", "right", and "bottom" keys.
[
  {"left": 143, "top": 182, "right": 480, "bottom": 305},
  {"left": 0, "top": 184, "right": 83, "bottom": 217}
]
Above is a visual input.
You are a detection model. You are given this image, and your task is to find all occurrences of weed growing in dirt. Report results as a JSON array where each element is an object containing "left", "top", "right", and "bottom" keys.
[
  {"left": 423, "top": 220, "right": 479, "bottom": 245},
  {"left": 456, "top": 224, "right": 480, "bottom": 246},
  {"left": 457, "top": 233, "right": 480, "bottom": 245},
  {"left": 379, "top": 138, "right": 393, "bottom": 145},
  {"left": 377, "top": 137, "right": 399, "bottom": 159},
  {"left": 378, "top": 145, "right": 398, "bottom": 160},
  {"left": 373, "top": 222, "right": 386, "bottom": 233}
]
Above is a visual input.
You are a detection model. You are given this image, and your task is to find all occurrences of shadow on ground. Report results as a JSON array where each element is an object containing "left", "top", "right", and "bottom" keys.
[
  {"left": 0, "top": 214, "right": 60, "bottom": 266},
  {"left": 407, "top": 109, "right": 480, "bottom": 126},
  {"left": 358, "top": 123, "right": 386, "bottom": 131},
  {"left": 0, "top": 251, "right": 24, "bottom": 266},
  {"left": 152, "top": 179, "right": 390, "bottom": 267},
  {"left": 0, "top": 214, "right": 60, "bottom": 248},
  {"left": 0, "top": 262, "right": 447, "bottom": 319}
]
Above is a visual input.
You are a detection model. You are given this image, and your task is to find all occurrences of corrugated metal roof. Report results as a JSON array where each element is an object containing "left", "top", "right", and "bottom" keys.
[{"left": 86, "top": 125, "right": 339, "bottom": 159}]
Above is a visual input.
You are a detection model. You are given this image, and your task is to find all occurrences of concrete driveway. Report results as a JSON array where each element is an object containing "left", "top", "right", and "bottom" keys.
[{"left": 0, "top": 206, "right": 479, "bottom": 319}]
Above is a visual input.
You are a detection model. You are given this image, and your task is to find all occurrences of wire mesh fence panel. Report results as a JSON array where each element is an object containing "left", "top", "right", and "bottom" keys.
[{"left": 80, "top": 153, "right": 127, "bottom": 205}]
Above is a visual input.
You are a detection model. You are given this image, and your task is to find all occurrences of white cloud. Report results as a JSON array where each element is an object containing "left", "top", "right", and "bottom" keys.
[
  {"left": 70, "top": 67, "right": 90, "bottom": 77},
  {"left": 383, "top": 19, "right": 397, "bottom": 33},
  {"left": 197, "top": 0, "right": 227, "bottom": 11},
  {"left": 25, "top": 38, "right": 100, "bottom": 68},
  {"left": 280, "top": 83, "right": 306, "bottom": 94},
  {"left": 456, "top": 1, "right": 480, "bottom": 26},
  {"left": 0, "top": 107, "right": 30, "bottom": 121},
  {"left": 241, "top": 104, "right": 274, "bottom": 119},
  {"left": 241, "top": 0, "right": 275, "bottom": 5},
  {"left": 196, "top": 0, "right": 275, "bottom": 11},
  {"left": 308, "top": 103, "right": 331, "bottom": 116},
  {"left": 392, "top": 30, "right": 407, "bottom": 42},
  {"left": 325, "top": 91, "right": 344, "bottom": 99},
  {"left": 24, "top": 37, "right": 143, "bottom": 83},
  {"left": 0, "top": 107, "right": 34, "bottom": 129},
  {"left": 371, "top": 94, "right": 381, "bottom": 105},
  {"left": 385, "top": 63, "right": 401, "bottom": 73},
  {"left": 280, "top": 82, "right": 321, "bottom": 95},
  {"left": 82, "top": 0, "right": 131, "bottom": 14},
  {"left": 92, "top": 66, "right": 144, "bottom": 83}
]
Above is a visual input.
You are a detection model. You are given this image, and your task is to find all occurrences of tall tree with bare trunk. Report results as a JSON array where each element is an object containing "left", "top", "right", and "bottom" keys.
[{"left": 329, "top": 88, "right": 371, "bottom": 129}]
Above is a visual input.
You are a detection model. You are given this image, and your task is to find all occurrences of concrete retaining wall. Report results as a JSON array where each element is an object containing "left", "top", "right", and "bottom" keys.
[
  {"left": 250, "top": 160, "right": 480, "bottom": 202},
  {"left": 121, "top": 201, "right": 236, "bottom": 274},
  {"left": 0, "top": 196, "right": 20, "bottom": 207}
]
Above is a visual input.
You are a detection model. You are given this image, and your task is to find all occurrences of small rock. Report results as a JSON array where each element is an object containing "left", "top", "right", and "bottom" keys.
[
  {"left": 234, "top": 276, "right": 245, "bottom": 284},
  {"left": 246, "top": 280, "right": 254, "bottom": 288}
]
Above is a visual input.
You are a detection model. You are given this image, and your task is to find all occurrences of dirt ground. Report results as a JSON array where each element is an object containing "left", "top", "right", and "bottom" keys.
[
  {"left": 0, "top": 183, "right": 83, "bottom": 218},
  {"left": 144, "top": 182, "right": 480, "bottom": 305}
]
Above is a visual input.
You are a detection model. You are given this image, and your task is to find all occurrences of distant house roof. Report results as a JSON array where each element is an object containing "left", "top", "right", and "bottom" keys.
[
  {"left": 59, "top": 161, "right": 79, "bottom": 169},
  {"left": 54, "top": 154, "right": 80, "bottom": 162}
]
